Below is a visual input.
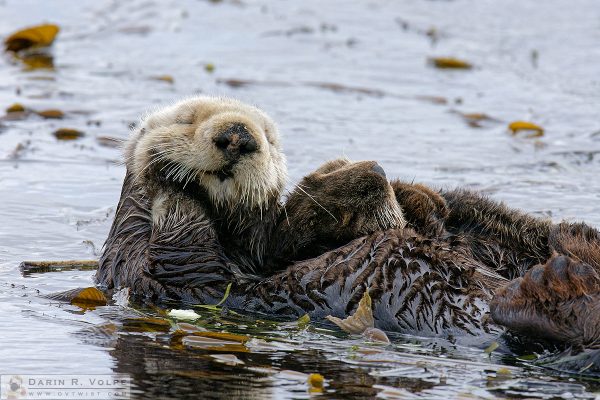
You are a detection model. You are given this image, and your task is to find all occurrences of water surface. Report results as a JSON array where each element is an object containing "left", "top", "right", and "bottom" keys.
[{"left": 1, "top": 0, "right": 599, "bottom": 398}]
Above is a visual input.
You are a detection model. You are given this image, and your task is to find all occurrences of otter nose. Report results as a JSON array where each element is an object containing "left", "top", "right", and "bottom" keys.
[
  {"left": 214, "top": 123, "right": 258, "bottom": 160},
  {"left": 371, "top": 163, "right": 386, "bottom": 178}
]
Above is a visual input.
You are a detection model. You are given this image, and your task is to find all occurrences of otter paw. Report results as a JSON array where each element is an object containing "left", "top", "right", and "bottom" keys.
[
  {"left": 390, "top": 180, "right": 448, "bottom": 233},
  {"left": 491, "top": 255, "right": 600, "bottom": 346}
]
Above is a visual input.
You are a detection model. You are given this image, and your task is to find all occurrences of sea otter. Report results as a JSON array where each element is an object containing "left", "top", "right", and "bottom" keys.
[
  {"left": 97, "top": 96, "right": 403, "bottom": 302},
  {"left": 256, "top": 161, "right": 600, "bottom": 348},
  {"left": 97, "top": 96, "right": 288, "bottom": 301},
  {"left": 97, "top": 96, "right": 490, "bottom": 337},
  {"left": 267, "top": 158, "right": 405, "bottom": 267},
  {"left": 98, "top": 96, "right": 599, "bottom": 353}
]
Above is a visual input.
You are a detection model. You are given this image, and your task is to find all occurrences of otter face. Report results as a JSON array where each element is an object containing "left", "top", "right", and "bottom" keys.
[
  {"left": 287, "top": 159, "right": 406, "bottom": 244},
  {"left": 127, "top": 96, "right": 287, "bottom": 210}
]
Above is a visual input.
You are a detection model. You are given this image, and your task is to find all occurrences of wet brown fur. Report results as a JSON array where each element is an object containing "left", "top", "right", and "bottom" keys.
[
  {"left": 101, "top": 150, "right": 600, "bottom": 348},
  {"left": 98, "top": 99, "right": 599, "bottom": 350},
  {"left": 271, "top": 170, "right": 600, "bottom": 348},
  {"left": 491, "top": 255, "right": 600, "bottom": 347},
  {"left": 391, "top": 180, "right": 449, "bottom": 236},
  {"left": 250, "top": 229, "right": 502, "bottom": 338},
  {"left": 98, "top": 97, "right": 286, "bottom": 300},
  {"left": 100, "top": 152, "right": 506, "bottom": 340},
  {"left": 387, "top": 183, "right": 600, "bottom": 348},
  {"left": 267, "top": 159, "right": 405, "bottom": 268}
]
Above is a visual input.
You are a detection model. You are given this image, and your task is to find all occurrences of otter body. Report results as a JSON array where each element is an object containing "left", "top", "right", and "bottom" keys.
[
  {"left": 392, "top": 184, "right": 600, "bottom": 348},
  {"left": 98, "top": 97, "right": 600, "bottom": 354},
  {"left": 98, "top": 96, "right": 287, "bottom": 301},
  {"left": 248, "top": 229, "right": 501, "bottom": 338}
]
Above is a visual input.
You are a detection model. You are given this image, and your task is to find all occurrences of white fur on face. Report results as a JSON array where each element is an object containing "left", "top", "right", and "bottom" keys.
[{"left": 126, "top": 96, "right": 287, "bottom": 210}]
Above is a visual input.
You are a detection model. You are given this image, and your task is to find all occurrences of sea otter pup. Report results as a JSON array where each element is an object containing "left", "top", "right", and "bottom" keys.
[
  {"left": 255, "top": 165, "right": 600, "bottom": 348},
  {"left": 268, "top": 158, "right": 406, "bottom": 266}
]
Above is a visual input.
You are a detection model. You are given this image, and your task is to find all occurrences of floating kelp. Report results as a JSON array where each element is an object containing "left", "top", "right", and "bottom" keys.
[
  {"left": 194, "top": 282, "right": 232, "bottom": 311},
  {"left": 276, "top": 370, "right": 327, "bottom": 394},
  {"left": 4, "top": 24, "right": 60, "bottom": 52},
  {"left": 428, "top": 57, "right": 473, "bottom": 69},
  {"left": 53, "top": 128, "right": 85, "bottom": 140},
  {"left": 326, "top": 291, "right": 390, "bottom": 343},
  {"left": 484, "top": 341, "right": 500, "bottom": 354},
  {"left": 182, "top": 335, "right": 248, "bottom": 352},
  {"left": 123, "top": 317, "right": 172, "bottom": 333},
  {"left": 46, "top": 287, "right": 107, "bottom": 309},
  {"left": 327, "top": 291, "right": 374, "bottom": 334},
  {"left": 150, "top": 75, "right": 174, "bottom": 84},
  {"left": 20, "top": 260, "right": 99, "bottom": 274},
  {"left": 192, "top": 331, "right": 250, "bottom": 344},
  {"left": 509, "top": 121, "right": 544, "bottom": 138},
  {"left": 5, "top": 105, "right": 67, "bottom": 121},
  {"left": 296, "top": 314, "right": 310, "bottom": 329},
  {"left": 6, "top": 103, "right": 25, "bottom": 113},
  {"left": 36, "top": 109, "right": 64, "bottom": 119},
  {"left": 307, "top": 373, "right": 325, "bottom": 393},
  {"left": 4, "top": 103, "right": 28, "bottom": 120},
  {"left": 16, "top": 51, "right": 54, "bottom": 70}
]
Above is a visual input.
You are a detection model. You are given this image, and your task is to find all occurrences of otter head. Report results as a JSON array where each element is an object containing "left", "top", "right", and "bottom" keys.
[
  {"left": 274, "top": 158, "right": 406, "bottom": 263},
  {"left": 126, "top": 96, "right": 287, "bottom": 212}
]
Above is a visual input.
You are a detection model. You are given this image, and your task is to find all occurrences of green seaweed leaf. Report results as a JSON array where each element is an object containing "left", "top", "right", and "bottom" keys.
[
  {"left": 196, "top": 282, "right": 232, "bottom": 310},
  {"left": 484, "top": 341, "right": 499, "bottom": 354},
  {"left": 215, "top": 282, "right": 232, "bottom": 306},
  {"left": 297, "top": 314, "right": 310, "bottom": 329}
]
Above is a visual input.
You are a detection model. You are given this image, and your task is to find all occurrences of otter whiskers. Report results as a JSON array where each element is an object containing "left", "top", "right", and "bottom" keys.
[{"left": 294, "top": 183, "right": 338, "bottom": 223}]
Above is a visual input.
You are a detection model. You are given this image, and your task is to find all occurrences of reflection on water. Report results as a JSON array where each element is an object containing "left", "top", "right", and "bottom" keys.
[
  {"left": 1, "top": 0, "right": 599, "bottom": 398},
  {"left": 17, "top": 285, "right": 600, "bottom": 400}
]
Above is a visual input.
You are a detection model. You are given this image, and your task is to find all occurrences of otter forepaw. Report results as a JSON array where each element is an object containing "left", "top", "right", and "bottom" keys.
[
  {"left": 491, "top": 255, "right": 600, "bottom": 347},
  {"left": 390, "top": 180, "right": 448, "bottom": 234}
]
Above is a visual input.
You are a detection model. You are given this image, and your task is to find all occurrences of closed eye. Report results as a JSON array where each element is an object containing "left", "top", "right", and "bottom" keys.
[
  {"left": 175, "top": 117, "right": 194, "bottom": 125},
  {"left": 175, "top": 110, "right": 196, "bottom": 125}
]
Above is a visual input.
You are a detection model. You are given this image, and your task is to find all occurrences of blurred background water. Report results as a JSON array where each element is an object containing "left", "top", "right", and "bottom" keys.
[{"left": 0, "top": 0, "right": 599, "bottom": 398}]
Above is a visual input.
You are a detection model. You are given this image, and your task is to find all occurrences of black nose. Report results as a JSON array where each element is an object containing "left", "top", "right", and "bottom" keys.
[
  {"left": 214, "top": 123, "right": 258, "bottom": 161},
  {"left": 371, "top": 163, "right": 386, "bottom": 178}
]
